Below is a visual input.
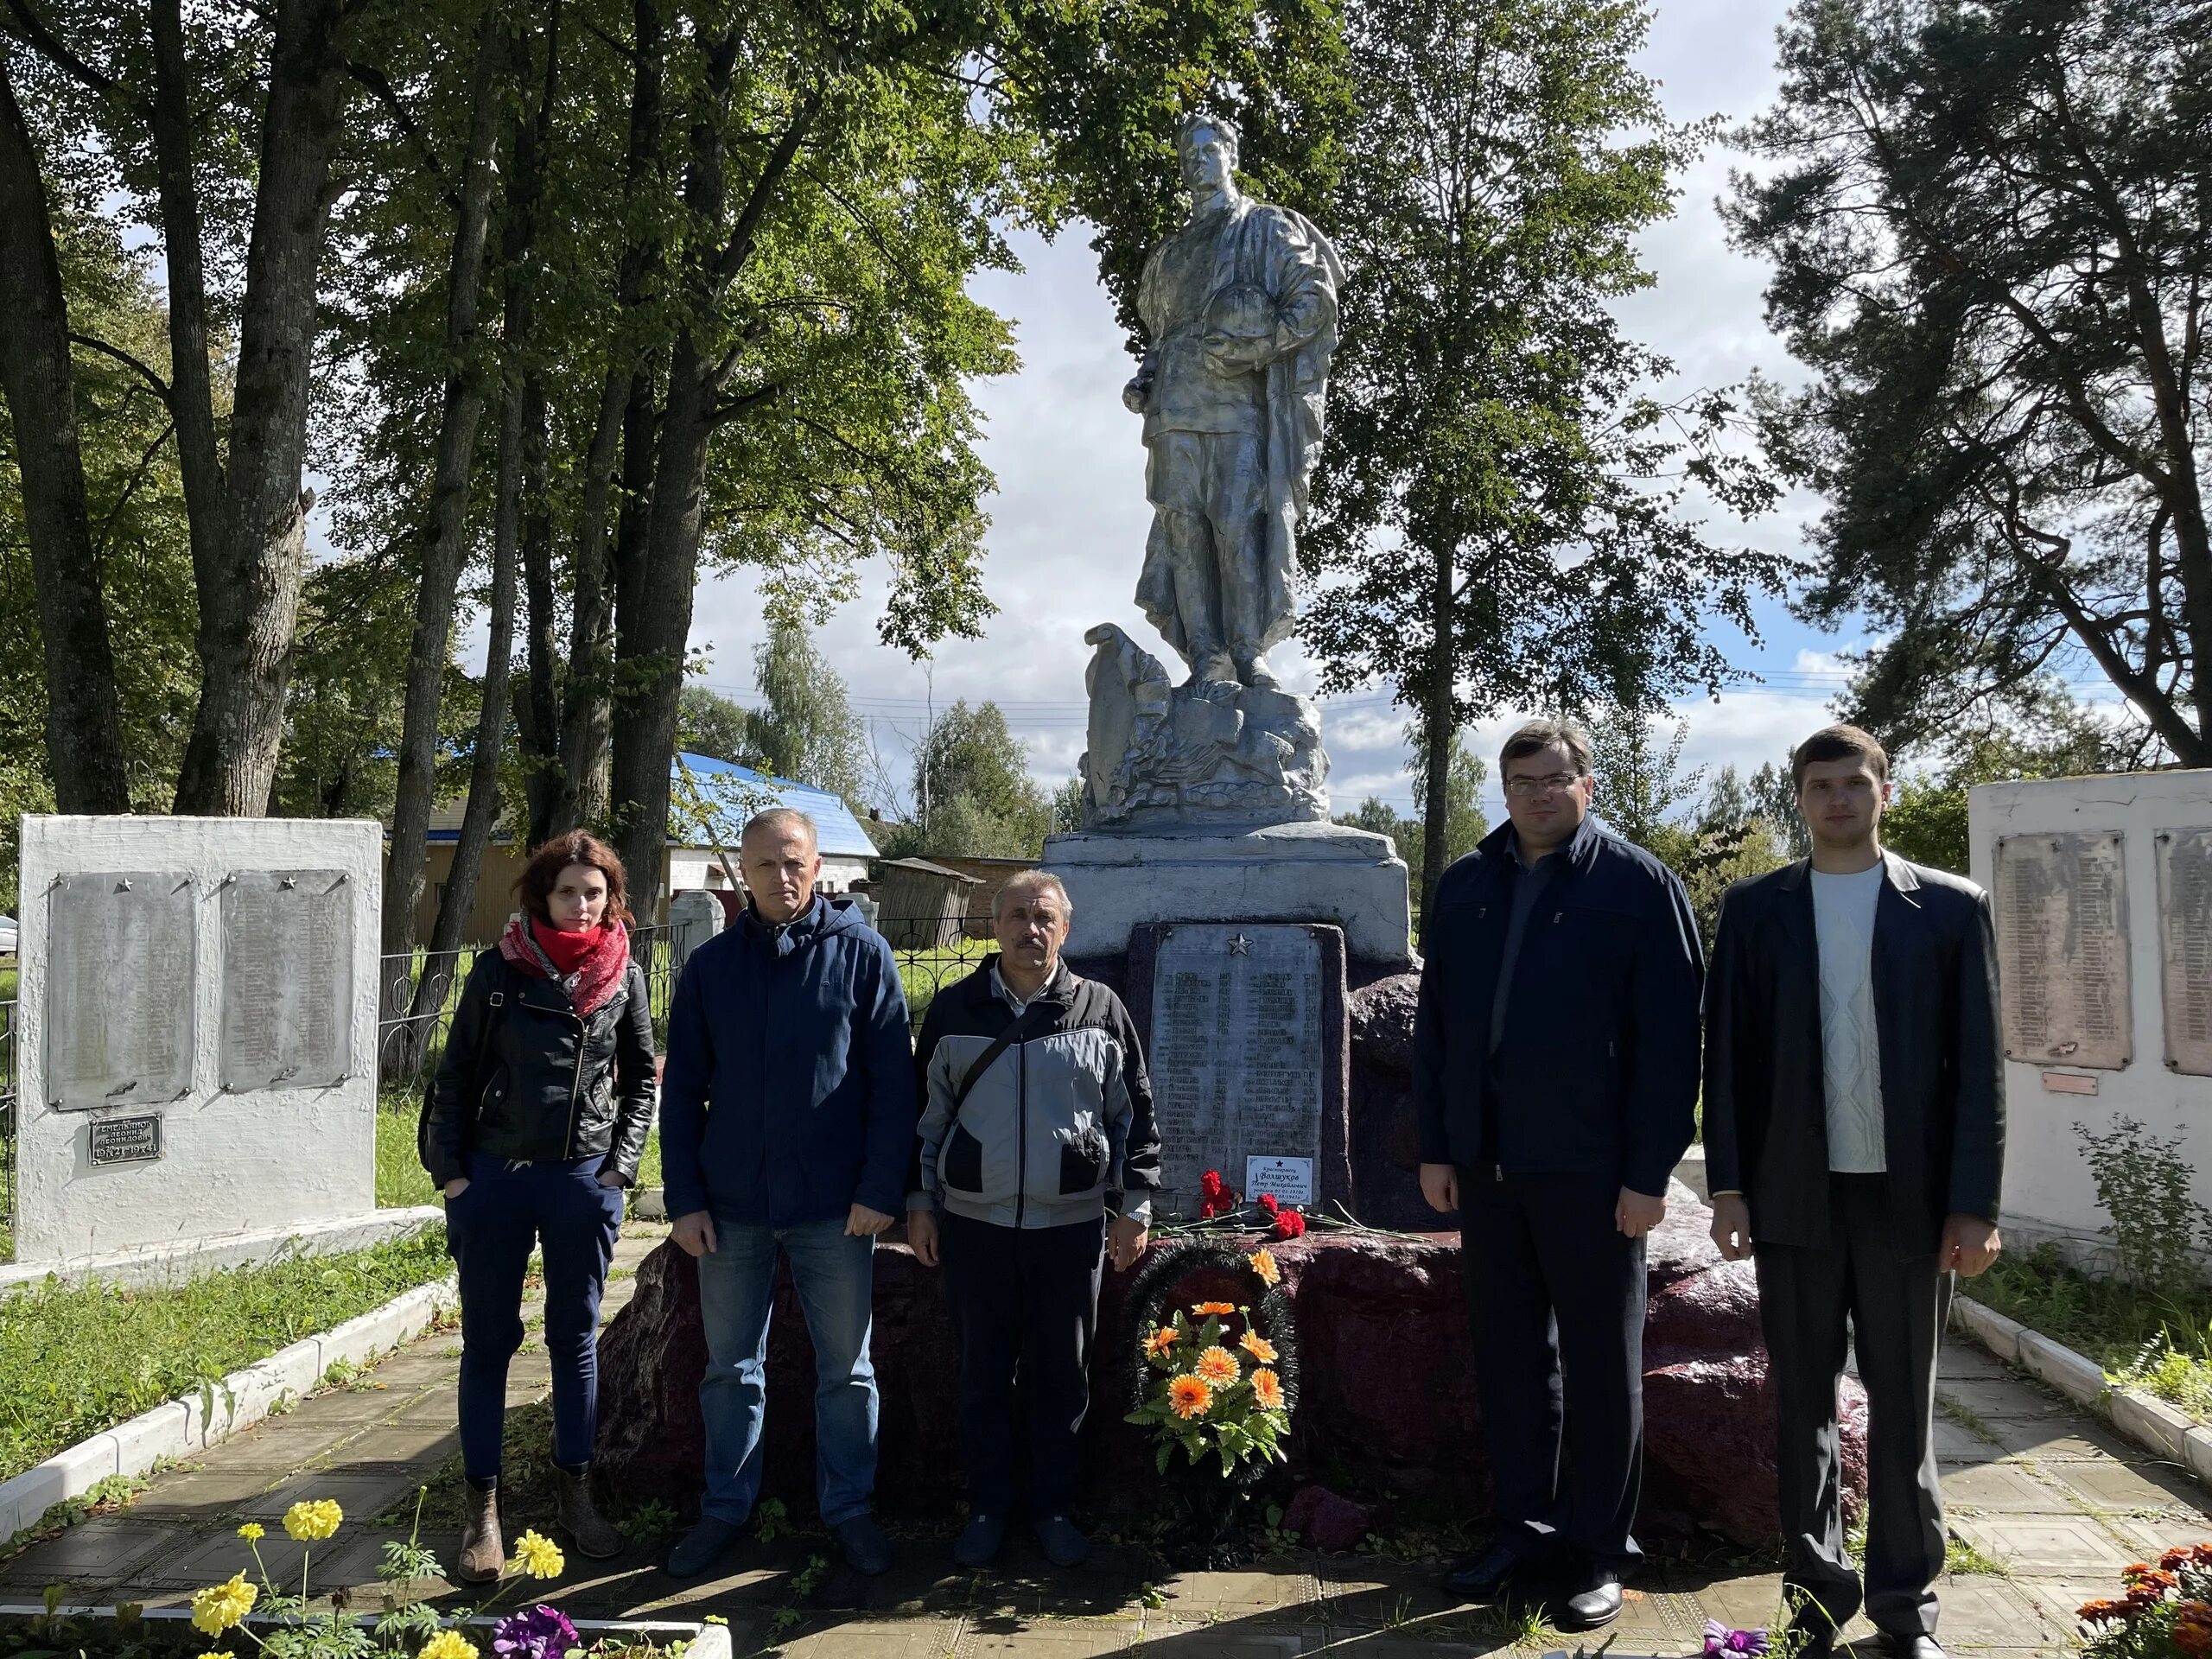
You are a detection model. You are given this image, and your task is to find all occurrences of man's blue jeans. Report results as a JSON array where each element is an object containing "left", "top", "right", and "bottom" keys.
[{"left": 695, "top": 1217, "right": 879, "bottom": 1528}]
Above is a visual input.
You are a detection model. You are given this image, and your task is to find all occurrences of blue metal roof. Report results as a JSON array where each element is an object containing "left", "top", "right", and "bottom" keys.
[{"left": 423, "top": 752, "right": 880, "bottom": 860}]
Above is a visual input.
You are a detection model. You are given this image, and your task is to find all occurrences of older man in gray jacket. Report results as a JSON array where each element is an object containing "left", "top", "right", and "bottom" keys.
[{"left": 907, "top": 871, "right": 1162, "bottom": 1570}]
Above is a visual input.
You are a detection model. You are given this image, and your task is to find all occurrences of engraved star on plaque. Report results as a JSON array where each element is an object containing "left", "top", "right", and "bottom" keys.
[{"left": 1229, "top": 933, "right": 1251, "bottom": 956}]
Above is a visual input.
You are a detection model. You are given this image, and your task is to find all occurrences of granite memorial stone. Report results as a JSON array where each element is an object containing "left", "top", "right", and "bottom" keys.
[{"left": 219, "top": 869, "right": 355, "bottom": 1093}]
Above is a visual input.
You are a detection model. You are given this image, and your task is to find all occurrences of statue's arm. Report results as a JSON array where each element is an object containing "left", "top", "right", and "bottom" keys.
[{"left": 1263, "top": 213, "right": 1339, "bottom": 359}]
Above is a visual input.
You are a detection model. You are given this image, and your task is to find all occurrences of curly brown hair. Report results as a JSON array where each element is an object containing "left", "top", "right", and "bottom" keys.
[{"left": 515, "top": 830, "right": 632, "bottom": 925}]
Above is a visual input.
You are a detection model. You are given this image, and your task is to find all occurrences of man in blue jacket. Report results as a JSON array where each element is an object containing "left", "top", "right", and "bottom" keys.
[
  {"left": 1415, "top": 719, "right": 1704, "bottom": 1631},
  {"left": 658, "top": 808, "right": 917, "bottom": 1580}
]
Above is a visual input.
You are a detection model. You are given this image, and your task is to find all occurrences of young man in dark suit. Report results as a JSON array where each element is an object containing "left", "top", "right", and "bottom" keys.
[
  {"left": 1704, "top": 725, "right": 2005, "bottom": 1659},
  {"left": 1415, "top": 718, "right": 1706, "bottom": 1631}
]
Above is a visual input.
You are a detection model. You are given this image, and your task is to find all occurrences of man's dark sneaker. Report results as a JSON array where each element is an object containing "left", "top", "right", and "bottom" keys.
[
  {"left": 663, "top": 1517, "right": 741, "bottom": 1580},
  {"left": 952, "top": 1513, "right": 1005, "bottom": 1568},
  {"left": 833, "top": 1514, "right": 893, "bottom": 1576},
  {"left": 1554, "top": 1567, "right": 1623, "bottom": 1631},
  {"left": 1033, "top": 1513, "right": 1090, "bottom": 1568},
  {"left": 1443, "top": 1542, "right": 1522, "bottom": 1602}
]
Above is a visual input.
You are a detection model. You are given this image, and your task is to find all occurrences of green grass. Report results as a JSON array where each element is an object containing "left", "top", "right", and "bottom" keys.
[
  {"left": 0, "top": 1229, "right": 452, "bottom": 1487},
  {"left": 896, "top": 939, "right": 988, "bottom": 1024},
  {"left": 1945, "top": 1533, "right": 2010, "bottom": 1577},
  {"left": 1970, "top": 1243, "right": 2212, "bottom": 1424},
  {"left": 376, "top": 1096, "right": 660, "bottom": 1208}
]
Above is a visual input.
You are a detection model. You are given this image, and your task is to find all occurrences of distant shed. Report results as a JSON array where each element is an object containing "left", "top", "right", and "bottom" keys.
[{"left": 872, "top": 858, "right": 981, "bottom": 950}]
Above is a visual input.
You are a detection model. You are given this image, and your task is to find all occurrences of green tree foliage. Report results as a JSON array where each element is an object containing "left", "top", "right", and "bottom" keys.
[
  {"left": 747, "top": 624, "right": 867, "bottom": 804},
  {"left": 677, "top": 688, "right": 757, "bottom": 768},
  {"left": 1302, "top": 0, "right": 1786, "bottom": 919},
  {"left": 1412, "top": 727, "right": 1491, "bottom": 872},
  {"left": 881, "top": 698, "right": 1052, "bottom": 858},
  {"left": 1730, "top": 0, "right": 2209, "bottom": 765}
]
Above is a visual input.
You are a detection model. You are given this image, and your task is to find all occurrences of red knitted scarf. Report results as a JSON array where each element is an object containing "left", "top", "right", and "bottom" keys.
[{"left": 499, "top": 915, "right": 630, "bottom": 1015}]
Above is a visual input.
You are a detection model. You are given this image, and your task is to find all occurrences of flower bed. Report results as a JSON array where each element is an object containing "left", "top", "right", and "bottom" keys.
[{"left": 2075, "top": 1541, "right": 2212, "bottom": 1656}]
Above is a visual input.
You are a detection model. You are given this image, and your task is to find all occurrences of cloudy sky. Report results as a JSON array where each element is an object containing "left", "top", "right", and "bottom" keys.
[{"left": 679, "top": 0, "right": 1868, "bottom": 823}]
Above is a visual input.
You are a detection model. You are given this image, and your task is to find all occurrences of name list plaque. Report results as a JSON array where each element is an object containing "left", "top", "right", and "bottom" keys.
[
  {"left": 44, "top": 872, "right": 197, "bottom": 1110},
  {"left": 2157, "top": 829, "right": 2212, "bottom": 1077},
  {"left": 1995, "top": 831, "right": 2133, "bottom": 1071},
  {"left": 1148, "top": 922, "right": 1324, "bottom": 1217},
  {"left": 219, "top": 869, "right": 354, "bottom": 1092}
]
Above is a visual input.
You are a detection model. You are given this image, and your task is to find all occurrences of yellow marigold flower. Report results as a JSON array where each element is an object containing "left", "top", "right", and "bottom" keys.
[
  {"left": 512, "top": 1529, "right": 565, "bottom": 1580},
  {"left": 235, "top": 1522, "right": 265, "bottom": 1542},
  {"left": 418, "top": 1630, "right": 480, "bottom": 1659},
  {"left": 1251, "top": 1368, "right": 1286, "bottom": 1410},
  {"left": 1239, "top": 1330, "right": 1277, "bottom": 1363},
  {"left": 1195, "top": 1345, "right": 1241, "bottom": 1387},
  {"left": 198, "top": 1650, "right": 235, "bottom": 1659},
  {"left": 1246, "top": 1248, "right": 1280, "bottom": 1287},
  {"left": 189, "top": 1573, "right": 257, "bottom": 1635},
  {"left": 1144, "top": 1327, "right": 1179, "bottom": 1357},
  {"left": 282, "top": 1497, "right": 343, "bottom": 1541},
  {"left": 1168, "top": 1375, "right": 1213, "bottom": 1420},
  {"left": 1192, "top": 1301, "right": 1237, "bottom": 1317}
]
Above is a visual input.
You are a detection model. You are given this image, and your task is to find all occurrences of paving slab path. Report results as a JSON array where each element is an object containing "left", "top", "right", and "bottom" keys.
[{"left": 5, "top": 1224, "right": 2207, "bottom": 1656}]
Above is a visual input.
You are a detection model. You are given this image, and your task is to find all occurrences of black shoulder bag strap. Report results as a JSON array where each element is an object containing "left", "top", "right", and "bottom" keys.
[{"left": 947, "top": 997, "right": 1059, "bottom": 1123}]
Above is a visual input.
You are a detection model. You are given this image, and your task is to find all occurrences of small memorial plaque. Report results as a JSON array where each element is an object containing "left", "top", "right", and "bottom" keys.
[
  {"left": 1147, "top": 923, "right": 1325, "bottom": 1216},
  {"left": 1245, "top": 1154, "right": 1313, "bottom": 1208},
  {"left": 219, "top": 870, "right": 354, "bottom": 1092},
  {"left": 1995, "top": 832, "right": 2132, "bottom": 1070},
  {"left": 44, "top": 872, "right": 197, "bottom": 1110},
  {"left": 88, "top": 1113, "right": 162, "bottom": 1166},
  {"left": 2156, "top": 829, "right": 2212, "bottom": 1077}
]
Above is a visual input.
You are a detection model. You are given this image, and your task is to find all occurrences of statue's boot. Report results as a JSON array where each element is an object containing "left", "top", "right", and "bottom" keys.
[{"left": 1236, "top": 650, "right": 1281, "bottom": 691}]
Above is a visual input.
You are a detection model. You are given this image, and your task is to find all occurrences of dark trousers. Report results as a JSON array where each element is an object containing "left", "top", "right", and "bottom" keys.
[
  {"left": 1755, "top": 1173, "right": 1951, "bottom": 1639},
  {"left": 446, "top": 1153, "right": 624, "bottom": 1482},
  {"left": 939, "top": 1209, "right": 1105, "bottom": 1517},
  {"left": 1459, "top": 1167, "right": 1647, "bottom": 1572}
]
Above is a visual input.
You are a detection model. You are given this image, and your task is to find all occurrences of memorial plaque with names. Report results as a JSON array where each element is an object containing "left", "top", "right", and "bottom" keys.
[
  {"left": 2156, "top": 829, "right": 2212, "bottom": 1077},
  {"left": 219, "top": 869, "right": 355, "bottom": 1092},
  {"left": 1147, "top": 923, "right": 1325, "bottom": 1216},
  {"left": 1995, "top": 831, "right": 2132, "bottom": 1070},
  {"left": 88, "top": 1113, "right": 163, "bottom": 1166},
  {"left": 44, "top": 871, "right": 196, "bottom": 1110}
]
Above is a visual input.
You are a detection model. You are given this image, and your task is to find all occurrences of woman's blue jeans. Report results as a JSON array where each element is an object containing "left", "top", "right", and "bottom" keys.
[
  {"left": 445, "top": 1154, "right": 623, "bottom": 1481},
  {"left": 693, "top": 1217, "right": 879, "bottom": 1529}
]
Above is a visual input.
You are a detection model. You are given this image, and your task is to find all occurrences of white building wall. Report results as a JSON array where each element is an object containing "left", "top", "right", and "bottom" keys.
[
  {"left": 1968, "top": 771, "right": 2212, "bottom": 1264},
  {"left": 16, "top": 817, "right": 383, "bottom": 1264}
]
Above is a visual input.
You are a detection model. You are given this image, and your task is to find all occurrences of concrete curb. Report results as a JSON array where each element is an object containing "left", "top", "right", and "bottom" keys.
[
  {"left": 0, "top": 1272, "right": 460, "bottom": 1544},
  {"left": 0, "top": 1605, "right": 729, "bottom": 1659},
  {"left": 1951, "top": 1292, "right": 2212, "bottom": 1488}
]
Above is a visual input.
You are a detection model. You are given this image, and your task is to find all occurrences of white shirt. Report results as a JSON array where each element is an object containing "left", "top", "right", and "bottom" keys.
[{"left": 1811, "top": 864, "right": 1887, "bottom": 1173}]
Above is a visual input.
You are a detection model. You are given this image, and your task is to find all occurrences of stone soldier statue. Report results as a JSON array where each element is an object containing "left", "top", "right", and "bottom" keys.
[{"left": 1122, "top": 111, "right": 1344, "bottom": 692}]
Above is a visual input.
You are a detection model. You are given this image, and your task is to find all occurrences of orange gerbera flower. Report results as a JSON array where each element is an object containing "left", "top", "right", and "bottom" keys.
[
  {"left": 1250, "top": 1368, "right": 1285, "bottom": 1410},
  {"left": 1192, "top": 1301, "right": 1237, "bottom": 1317},
  {"left": 2077, "top": 1599, "right": 2129, "bottom": 1624},
  {"left": 1239, "top": 1330, "right": 1277, "bottom": 1363},
  {"left": 1168, "top": 1376, "right": 1213, "bottom": 1420},
  {"left": 1246, "top": 1248, "right": 1280, "bottom": 1287},
  {"left": 1144, "top": 1327, "right": 1179, "bottom": 1357},
  {"left": 1196, "top": 1345, "right": 1242, "bottom": 1386}
]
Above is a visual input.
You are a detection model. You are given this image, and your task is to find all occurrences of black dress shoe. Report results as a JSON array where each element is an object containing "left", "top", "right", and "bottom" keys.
[
  {"left": 1554, "top": 1568, "right": 1622, "bottom": 1632},
  {"left": 1443, "top": 1542, "right": 1523, "bottom": 1601},
  {"left": 1884, "top": 1634, "right": 1944, "bottom": 1659}
]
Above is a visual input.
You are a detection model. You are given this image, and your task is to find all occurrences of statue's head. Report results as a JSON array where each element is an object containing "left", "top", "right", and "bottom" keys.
[{"left": 1173, "top": 111, "right": 1240, "bottom": 194}]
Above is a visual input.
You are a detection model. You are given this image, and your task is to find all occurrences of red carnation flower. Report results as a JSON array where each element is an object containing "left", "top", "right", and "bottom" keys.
[
  {"left": 1200, "top": 1170, "right": 1226, "bottom": 1201},
  {"left": 1273, "top": 1207, "right": 1306, "bottom": 1240},
  {"left": 1258, "top": 1193, "right": 1280, "bottom": 1216}
]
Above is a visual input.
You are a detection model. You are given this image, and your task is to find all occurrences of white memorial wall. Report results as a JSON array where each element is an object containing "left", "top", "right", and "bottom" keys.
[
  {"left": 16, "top": 817, "right": 384, "bottom": 1264},
  {"left": 1968, "top": 771, "right": 2212, "bottom": 1262}
]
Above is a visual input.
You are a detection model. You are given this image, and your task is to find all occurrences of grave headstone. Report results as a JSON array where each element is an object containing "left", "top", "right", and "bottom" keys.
[
  {"left": 16, "top": 817, "right": 384, "bottom": 1266},
  {"left": 1125, "top": 920, "right": 1351, "bottom": 1219}
]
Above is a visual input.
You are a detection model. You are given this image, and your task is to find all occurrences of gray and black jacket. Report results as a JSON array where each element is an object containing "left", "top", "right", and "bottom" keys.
[{"left": 910, "top": 957, "right": 1162, "bottom": 1229}]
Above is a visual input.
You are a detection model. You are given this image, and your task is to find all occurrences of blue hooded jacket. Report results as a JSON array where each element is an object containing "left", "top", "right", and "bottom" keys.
[{"left": 658, "top": 894, "right": 917, "bottom": 1227}]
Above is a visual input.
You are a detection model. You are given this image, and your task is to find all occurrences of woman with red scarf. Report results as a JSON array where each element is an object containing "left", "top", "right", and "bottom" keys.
[{"left": 422, "top": 832, "right": 657, "bottom": 1580}]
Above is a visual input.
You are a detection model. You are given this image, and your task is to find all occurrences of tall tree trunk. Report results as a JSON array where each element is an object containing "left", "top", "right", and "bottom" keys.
[
  {"left": 519, "top": 368, "right": 562, "bottom": 844},
  {"left": 407, "top": 375, "right": 527, "bottom": 1060},
  {"left": 551, "top": 0, "right": 662, "bottom": 836},
  {"left": 168, "top": 0, "right": 355, "bottom": 814},
  {"left": 1417, "top": 537, "right": 1456, "bottom": 941},
  {"left": 381, "top": 9, "right": 509, "bottom": 970},
  {"left": 0, "top": 61, "right": 131, "bottom": 812}
]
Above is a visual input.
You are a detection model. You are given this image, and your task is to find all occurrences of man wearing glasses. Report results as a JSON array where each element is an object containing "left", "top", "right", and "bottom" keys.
[{"left": 1414, "top": 718, "right": 1704, "bottom": 1631}]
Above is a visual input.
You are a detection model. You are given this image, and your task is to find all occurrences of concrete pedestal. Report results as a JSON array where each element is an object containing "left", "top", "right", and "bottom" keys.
[{"left": 1043, "top": 820, "right": 1414, "bottom": 969}]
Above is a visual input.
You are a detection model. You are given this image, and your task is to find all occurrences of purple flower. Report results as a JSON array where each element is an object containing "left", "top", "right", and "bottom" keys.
[
  {"left": 1703, "top": 1620, "right": 1770, "bottom": 1656},
  {"left": 490, "top": 1605, "right": 578, "bottom": 1659}
]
